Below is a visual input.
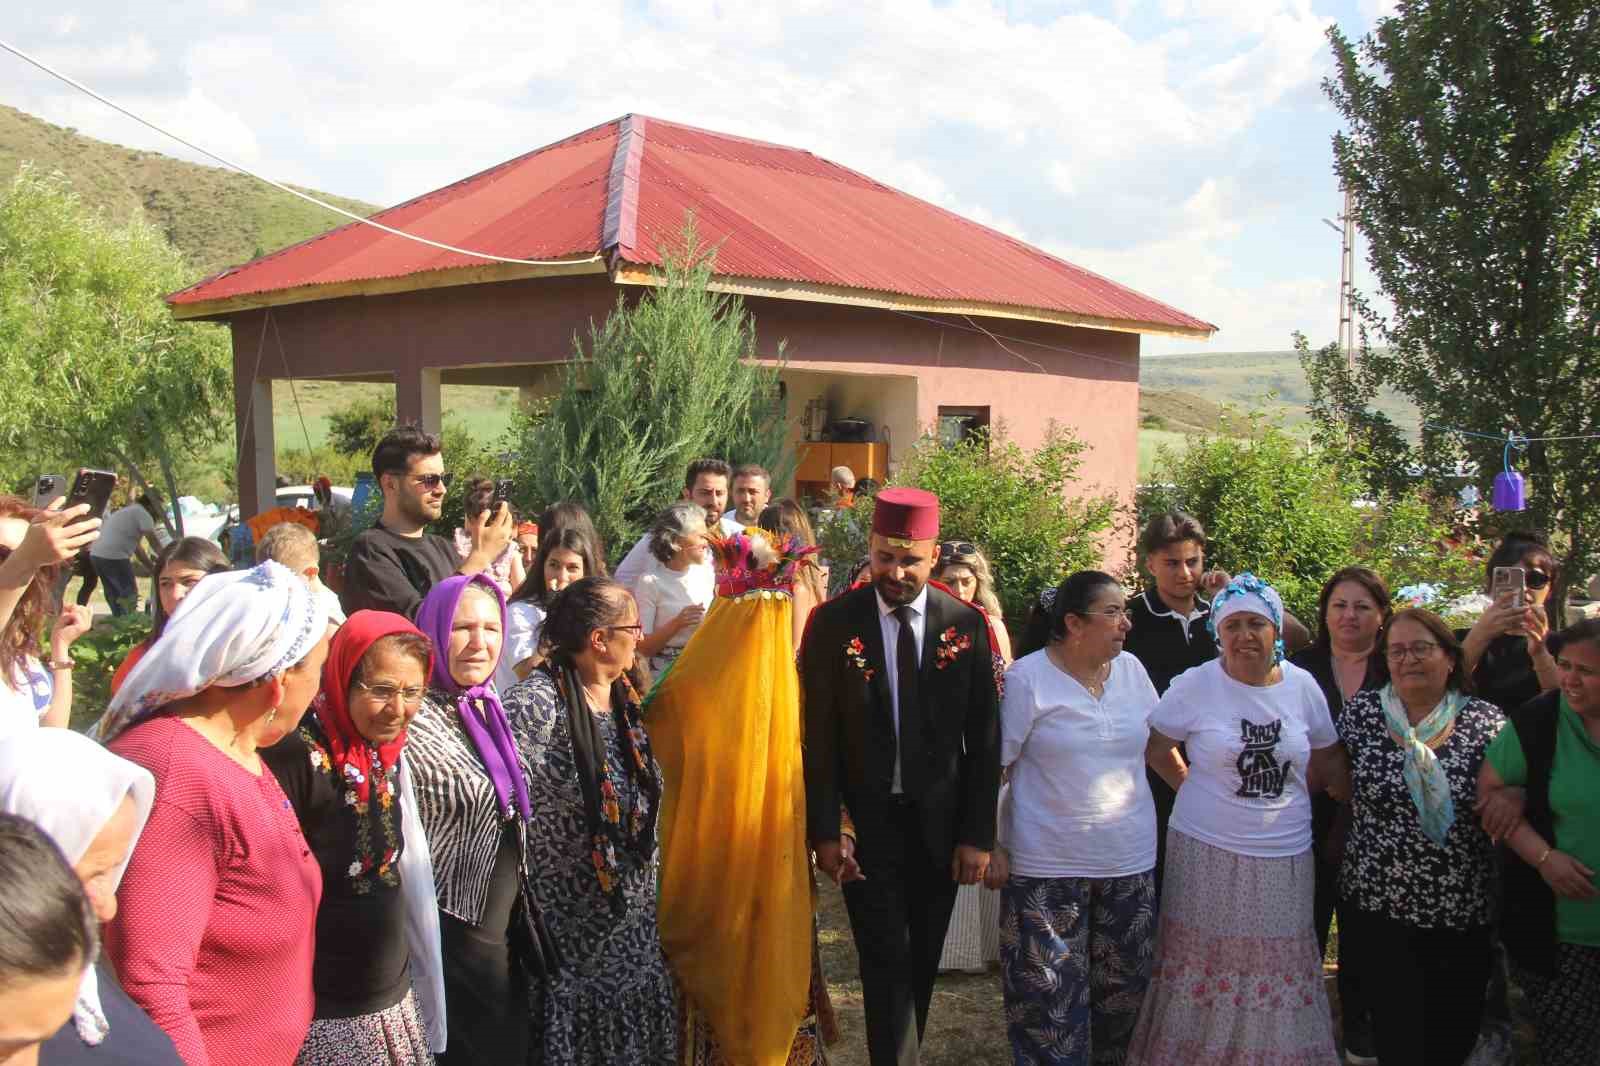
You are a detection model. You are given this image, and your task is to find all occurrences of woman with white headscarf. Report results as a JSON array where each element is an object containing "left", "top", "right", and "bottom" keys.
[
  {"left": 0, "top": 729, "right": 180, "bottom": 1065},
  {"left": 90, "top": 561, "right": 333, "bottom": 1066},
  {"left": 1127, "top": 574, "right": 1345, "bottom": 1066}
]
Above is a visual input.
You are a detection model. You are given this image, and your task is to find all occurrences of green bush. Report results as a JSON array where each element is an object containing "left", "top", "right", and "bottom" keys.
[
  {"left": 1148, "top": 413, "right": 1476, "bottom": 621},
  {"left": 816, "top": 425, "right": 1117, "bottom": 622},
  {"left": 69, "top": 612, "right": 152, "bottom": 731},
  {"left": 326, "top": 395, "right": 399, "bottom": 459},
  {"left": 898, "top": 424, "right": 1117, "bottom": 624}
]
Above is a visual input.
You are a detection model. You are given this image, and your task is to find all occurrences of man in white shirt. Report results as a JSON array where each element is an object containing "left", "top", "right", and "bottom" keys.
[
  {"left": 613, "top": 459, "right": 736, "bottom": 591},
  {"left": 722, "top": 463, "right": 773, "bottom": 529},
  {"left": 89, "top": 492, "right": 163, "bottom": 615}
]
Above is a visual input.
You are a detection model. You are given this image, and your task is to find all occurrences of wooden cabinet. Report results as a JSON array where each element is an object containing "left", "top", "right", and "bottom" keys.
[{"left": 794, "top": 442, "right": 888, "bottom": 502}]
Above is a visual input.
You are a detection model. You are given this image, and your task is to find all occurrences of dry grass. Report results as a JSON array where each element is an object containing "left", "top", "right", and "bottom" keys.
[{"left": 815, "top": 881, "right": 1008, "bottom": 1066}]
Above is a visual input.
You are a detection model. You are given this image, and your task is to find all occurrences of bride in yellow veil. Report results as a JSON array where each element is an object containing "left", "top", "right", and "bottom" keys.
[{"left": 647, "top": 523, "right": 832, "bottom": 1066}]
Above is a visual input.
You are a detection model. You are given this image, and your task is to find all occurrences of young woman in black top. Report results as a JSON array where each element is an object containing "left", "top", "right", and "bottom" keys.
[{"left": 1459, "top": 532, "right": 1561, "bottom": 712}]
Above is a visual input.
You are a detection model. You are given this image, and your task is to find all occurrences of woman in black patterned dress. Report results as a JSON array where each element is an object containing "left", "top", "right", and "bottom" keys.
[{"left": 502, "top": 576, "right": 678, "bottom": 1064}]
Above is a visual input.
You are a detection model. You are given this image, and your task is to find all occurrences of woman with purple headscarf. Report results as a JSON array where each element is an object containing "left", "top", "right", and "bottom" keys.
[{"left": 407, "top": 574, "right": 545, "bottom": 1066}]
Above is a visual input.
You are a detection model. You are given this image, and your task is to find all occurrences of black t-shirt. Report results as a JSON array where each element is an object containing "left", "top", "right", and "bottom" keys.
[
  {"left": 263, "top": 725, "right": 412, "bottom": 1019},
  {"left": 1457, "top": 630, "right": 1546, "bottom": 713},
  {"left": 341, "top": 521, "right": 458, "bottom": 619},
  {"left": 1123, "top": 588, "right": 1216, "bottom": 696}
]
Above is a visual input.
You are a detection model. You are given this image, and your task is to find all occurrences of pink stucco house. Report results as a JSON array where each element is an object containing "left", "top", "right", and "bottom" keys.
[{"left": 168, "top": 114, "right": 1215, "bottom": 525}]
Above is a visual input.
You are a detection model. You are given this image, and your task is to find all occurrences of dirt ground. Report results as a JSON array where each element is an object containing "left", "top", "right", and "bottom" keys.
[{"left": 813, "top": 881, "right": 1538, "bottom": 1066}]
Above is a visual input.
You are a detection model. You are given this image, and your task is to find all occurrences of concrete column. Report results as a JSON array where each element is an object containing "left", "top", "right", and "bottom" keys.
[
  {"left": 236, "top": 375, "right": 276, "bottom": 519},
  {"left": 396, "top": 367, "right": 443, "bottom": 435}
]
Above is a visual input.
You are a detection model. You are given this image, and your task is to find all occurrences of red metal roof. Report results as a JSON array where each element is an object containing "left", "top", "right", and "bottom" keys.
[{"left": 168, "top": 115, "right": 1215, "bottom": 335}]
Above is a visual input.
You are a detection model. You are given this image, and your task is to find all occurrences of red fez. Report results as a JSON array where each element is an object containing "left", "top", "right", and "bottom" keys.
[{"left": 871, "top": 487, "right": 940, "bottom": 544}]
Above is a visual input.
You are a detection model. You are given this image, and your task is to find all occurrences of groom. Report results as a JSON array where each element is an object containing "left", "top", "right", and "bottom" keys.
[{"left": 801, "top": 487, "right": 1001, "bottom": 1066}]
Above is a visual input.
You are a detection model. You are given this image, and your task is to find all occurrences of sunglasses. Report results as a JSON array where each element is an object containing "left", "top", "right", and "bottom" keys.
[
  {"left": 938, "top": 541, "right": 978, "bottom": 560},
  {"left": 1525, "top": 570, "right": 1552, "bottom": 590},
  {"left": 409, "top": 473, "right": 453, "bottom": 490}
]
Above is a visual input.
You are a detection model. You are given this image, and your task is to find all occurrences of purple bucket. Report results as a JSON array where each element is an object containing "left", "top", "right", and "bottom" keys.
[{"left": 1492, "top": 470, "right": 1526, "bottom": 511}]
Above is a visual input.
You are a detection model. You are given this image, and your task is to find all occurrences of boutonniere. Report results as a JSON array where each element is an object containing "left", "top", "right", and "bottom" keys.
[
  {"left": 845, "top": 637, "right": 876, "bottom": 682},
  {"left": 935, "top": 626, "right": 973, "bottom": 669}
]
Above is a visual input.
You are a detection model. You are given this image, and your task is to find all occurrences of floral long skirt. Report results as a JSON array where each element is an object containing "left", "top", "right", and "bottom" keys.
[
  {"left": 1124, "top": 830, "right": 1339, "bottom": 1066},
  {"left": 295, "top": 988, "right": 434, "bottom": 1066}
]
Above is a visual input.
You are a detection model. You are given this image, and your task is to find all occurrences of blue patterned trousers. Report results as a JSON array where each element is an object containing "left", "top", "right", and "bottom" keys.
[{"left": 999, "top": 871, "right": 1158, "bottom": 1066}]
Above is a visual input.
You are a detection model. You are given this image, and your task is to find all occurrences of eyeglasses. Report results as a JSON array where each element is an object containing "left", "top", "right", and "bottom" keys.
[
  {"left": 606, "top": 624, "right": 644, "bottom": 637},
  {"left": 1072, "top": 606, "right": 1130, "bottom": 623},
  {"left": 1525, "top": 571, "right": 1552, "bottom": 590},
  {"left": 408, "top": 473, "right": 453, "bottom": 490},
  {"left": 938, "top": 542, "right": 978, "bottom": 560},
  {"left": 1386, "top": 640, "right": 1441, "bottom": 663},
  {"left": 354, "top": 680, "right": 427, "bottom": 707}
]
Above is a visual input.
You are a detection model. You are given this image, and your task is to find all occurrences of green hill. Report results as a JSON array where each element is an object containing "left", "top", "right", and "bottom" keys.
[
  {"left": 1141, "top": 349, "right": 1420, "bottom": 435},
  {"left": 0, "top": 104, "right": 378, "bottom": 276}
]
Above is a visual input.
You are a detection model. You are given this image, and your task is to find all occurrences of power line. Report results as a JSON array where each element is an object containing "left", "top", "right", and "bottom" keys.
[
  {"left": 0, "top": 35, "right": 604, "bottom": 269},
  {"left": 888, "top": 308, "right": 1138, "bottom": 372}
]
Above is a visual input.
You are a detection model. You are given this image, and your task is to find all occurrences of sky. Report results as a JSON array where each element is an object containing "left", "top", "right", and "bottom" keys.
[{"left": 1, "top": 0, "right": 1400, "bottom": 355}]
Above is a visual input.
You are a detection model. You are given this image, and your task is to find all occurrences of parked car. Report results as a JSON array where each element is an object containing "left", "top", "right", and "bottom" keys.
[{"left": 217, "top": 485, "right": 353, "bottom": 559}]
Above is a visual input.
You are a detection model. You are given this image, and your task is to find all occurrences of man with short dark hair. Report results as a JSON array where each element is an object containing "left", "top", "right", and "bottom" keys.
[
  {"left": 802, "top": 487, "right": 999, "bottom": 1066},
  {"left": 89, "top": 491, "right": 164, "bottom": 615},
  {"left": 613, "top": 459, "right": 739, "bottom": 591},
  {"left": 340, "top": 424, "right": 511, "bottom": 619},
  {"left": 725, "top": 463, "right": 773, "bottom": 528}
]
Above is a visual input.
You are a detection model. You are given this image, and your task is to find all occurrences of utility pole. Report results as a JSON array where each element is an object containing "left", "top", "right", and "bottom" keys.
[{"left": 1321, "top": 187, "right": 1358, "bottom": 367}]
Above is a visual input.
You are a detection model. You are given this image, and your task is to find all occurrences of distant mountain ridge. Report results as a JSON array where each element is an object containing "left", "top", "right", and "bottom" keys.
[{"left": 0, "top": 103, "right": 378, "bottom": 277}]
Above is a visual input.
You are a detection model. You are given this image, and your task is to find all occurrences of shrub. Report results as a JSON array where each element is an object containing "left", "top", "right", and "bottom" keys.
[
  {"left": 69, "top": 612, "right": 152, "bottom": 731},
  {"left": 1148, "top": 412, "right": 1476, "bottom": 622}
]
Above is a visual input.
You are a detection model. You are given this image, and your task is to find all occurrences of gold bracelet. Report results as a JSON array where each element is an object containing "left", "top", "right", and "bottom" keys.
[{"left": 1537, "top": 847, "right": 1552, "bottom": 866}]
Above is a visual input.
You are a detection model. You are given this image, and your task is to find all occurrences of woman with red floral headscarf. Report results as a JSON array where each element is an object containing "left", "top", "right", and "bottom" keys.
[{"left": 263, "top": 610, "right": 447, "bottom": 1065}]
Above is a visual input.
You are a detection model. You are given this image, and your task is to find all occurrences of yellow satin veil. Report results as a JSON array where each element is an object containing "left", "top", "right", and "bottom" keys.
[{"left": 648, "top": 590, "right": 812, "bottom": 1066}]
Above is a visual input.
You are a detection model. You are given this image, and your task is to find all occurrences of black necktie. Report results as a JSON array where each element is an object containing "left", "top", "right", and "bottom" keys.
[{"left": 894, "top": 605, "right": 924, "bottom": 796}]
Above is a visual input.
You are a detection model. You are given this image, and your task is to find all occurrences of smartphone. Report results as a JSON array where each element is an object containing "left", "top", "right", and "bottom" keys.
[
  {"left": 1492, "top": 565, "right": 1526, "bottom": 609},
  {"left": 31, "top": 474, "right": 66, "bottom": 509},
  {"left": 492, "top": 478, "right": 515, "bottom": 508},
  {"left": 63, "top": 469, "right": 118, "bottom": 522}
]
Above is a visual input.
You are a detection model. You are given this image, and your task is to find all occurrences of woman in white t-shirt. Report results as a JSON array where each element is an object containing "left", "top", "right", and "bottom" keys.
[
  {"left": 493, "top": 526, "right": 602, "bottom": 695},
  {"left": 1126, "top": 574, "right": 1345, "bottom": 1066},
  {"left": 635, "top": 502, "right": 714, "bottom": 676},
  {"left": 0, "top": 495, "right": 99, "bottom": 738},
  {"left": 986, "top": 571, "right": 1187, "bottom": 1065}
]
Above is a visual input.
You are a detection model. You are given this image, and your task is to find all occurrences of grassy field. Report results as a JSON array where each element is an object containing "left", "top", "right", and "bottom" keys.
[
  {"left": 271, "top": 379, "right": 523, "bottom": 458},
  {"left": 0, "top": 105, "right": 377, "bottom": 276},
  {"left": 1142, "top": 350, "right": 1420, "bottom": 435}
]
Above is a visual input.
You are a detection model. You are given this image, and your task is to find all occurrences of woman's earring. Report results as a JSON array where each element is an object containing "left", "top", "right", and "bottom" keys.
[{"left": 266, "top": 707, "right": 278, "bottom": 727}]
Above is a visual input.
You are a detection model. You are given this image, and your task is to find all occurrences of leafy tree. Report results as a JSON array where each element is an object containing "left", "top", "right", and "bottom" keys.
[
  {"left": 507, "top": 220, "right": 792, "bottom": 560},
  {"left": 1321, "top": 1, "right": 1600, "bottom": 620},
  {"left": 0, "top": 167, "right": 232, "bottom": 534},
  {"left": 1149, "top": 413, "right": 1476, "bottom": 621}
]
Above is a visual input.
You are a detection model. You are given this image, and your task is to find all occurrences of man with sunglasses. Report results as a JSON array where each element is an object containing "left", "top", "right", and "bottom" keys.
[{"left": 342, "top": 425, "right": 512, "bottom": 619}]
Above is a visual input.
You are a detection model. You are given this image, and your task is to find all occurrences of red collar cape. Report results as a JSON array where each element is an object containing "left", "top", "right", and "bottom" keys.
[{"left": 314, "top": 610, "right": 434, "bottom": 804}]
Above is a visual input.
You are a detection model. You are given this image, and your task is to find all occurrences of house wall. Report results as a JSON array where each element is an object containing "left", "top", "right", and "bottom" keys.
[{"left": 226, "top": 274, "right": 1141, "bottom": 563}]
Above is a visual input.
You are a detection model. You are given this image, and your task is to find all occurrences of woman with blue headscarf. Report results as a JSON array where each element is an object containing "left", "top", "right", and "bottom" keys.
[
  {"left": 1127, "top": 574, "right": 1345, "bottom": 1066},
  {"left": 1338, "top": 608, "right": 1504, "bottom": 1066},
  {"left": 406, "top": 574, "right": 549, "bottom": 1066}
]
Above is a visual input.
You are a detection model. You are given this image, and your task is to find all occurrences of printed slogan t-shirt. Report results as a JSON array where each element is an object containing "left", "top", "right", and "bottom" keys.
[{"left": 1151, "top": 658, "right": 1338, "bottom": 858}]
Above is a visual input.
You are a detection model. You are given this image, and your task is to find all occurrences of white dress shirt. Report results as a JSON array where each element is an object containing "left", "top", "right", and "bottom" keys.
[{"left": 876, "top": 585, "right": 928, "bottom": 794}]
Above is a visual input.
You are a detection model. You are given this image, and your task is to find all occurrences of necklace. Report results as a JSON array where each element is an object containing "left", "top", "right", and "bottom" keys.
[{"left": 1050, "top": 645, "right": 1110, "bottom": 698}]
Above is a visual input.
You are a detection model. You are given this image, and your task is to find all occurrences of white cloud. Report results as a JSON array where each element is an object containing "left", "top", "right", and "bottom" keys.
[{"left": 0, "top": 0, "right": 1391, "bottom": 351}]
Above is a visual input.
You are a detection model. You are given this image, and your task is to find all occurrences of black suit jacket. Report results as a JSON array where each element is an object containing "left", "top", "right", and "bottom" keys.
[{"left": 800, "top": 583, "right": 1001, "bottom": 860}]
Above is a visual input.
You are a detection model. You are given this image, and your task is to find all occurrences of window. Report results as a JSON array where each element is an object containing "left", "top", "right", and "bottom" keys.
[{"left": 937, "top": 405, "right": 990, "bottom": 448}]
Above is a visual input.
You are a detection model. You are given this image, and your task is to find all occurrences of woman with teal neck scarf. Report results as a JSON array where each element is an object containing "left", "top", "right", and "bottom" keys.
[
  {"left": 1478, "top": 618, "right": 1600, "bottom": 1066},
  {"left": 1337, "top": 608, "right": 1505, "bottom": 1066}
]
